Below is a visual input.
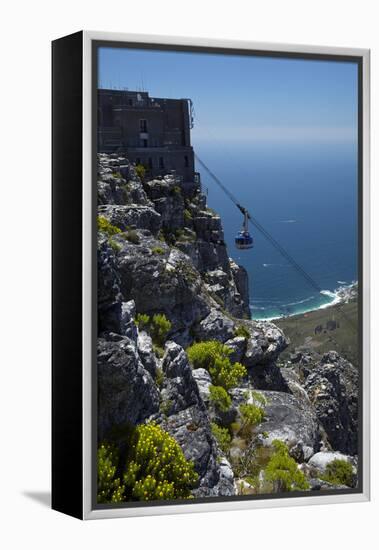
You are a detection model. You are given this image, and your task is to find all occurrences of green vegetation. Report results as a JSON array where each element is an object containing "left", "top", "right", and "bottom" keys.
[
  {"left": 150, "top": 314, "right": 172, "bottom": 347},
  {"left": 151, "top": 246, "right": 165, "bottom": 255},
  {"left": 98, "top": 423, "right": 198, "bottom": 503},
  {"left": 135, "top": 163, "right": 146, "bottom": 180},
  {"left": 211, "top": 423, "right": 232, "bottom": 454},
  {"left": 97, "top": 443, "right": 125, "bottom": 503},
  {"left": 160, "top": 399, "right": 173, "bottom": 416},
  {"left": 171, "top": 185, "right": 181, "bottom": 195},
  {"left": 109, "top": 238, "right": 121, "bottom": 253},
  {"left": 321, "top": 459, "right": 354, "bottom": 487},
  {"left": 234, "top": 325, "right": 250, "bottom": 339},
  {"left": 251, "top": 391, "right": 267, "bottom": 406},
  {"left": 209, "top": 385, "right": 232, "bottom": 412},
  {"left": 122, "top": 229, "right": 140, "bottom": 244},
  {"left": 210, "top": 356, "right": 246, "bottom": 391},
  {"left": 123, "top": 423, "right": 198, "bottom": 501},
  {"left": 187, "top": 340, "right": 246, "bottom": 391},
  {"left": 97, "top": 215, "right": 121, "bottom": 236},
  {"left": 264, "top": 440, "right": 309, "bottom": 492},
  {"left": 276, "top": 300, "right": 358, "bottom": 366},
  {"left": 135, "top": 312, "right": 171, "bottom": 348},
  {"left": 187, "top": 341, "right": 231, "bottom": 371},
  {"left": 239, "top": 403, "right": 265, "bottom": 430},
  {"left": 184, "top": 208, "right": 193, "bottom": 222},
  {"left": 135, "top": 313, "right": 150, "bottom": 330},
  {"left": 112, "top": 171, "right": 122, "bottom": 178},
  {"left": 155, "top": 367, "right": 164, "bottom": 387}
]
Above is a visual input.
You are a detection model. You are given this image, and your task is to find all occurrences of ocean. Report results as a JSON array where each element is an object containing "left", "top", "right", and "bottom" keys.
[{"left": 194, "top": 140, "right": 358, "bottom": 320}]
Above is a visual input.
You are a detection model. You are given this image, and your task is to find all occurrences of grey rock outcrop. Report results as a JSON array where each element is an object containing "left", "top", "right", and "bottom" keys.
[
  {"left": 304, "top": 351, "right": 358, "bottom": 454},
  {"left": 97, "top": 336, "right": 160, "bottom": 440},
  {"left": 157, "top": 342, "right": 235, "bottom": 497},
  {"left": 251, "top": 390, "right": 321, "bottom": 461}
]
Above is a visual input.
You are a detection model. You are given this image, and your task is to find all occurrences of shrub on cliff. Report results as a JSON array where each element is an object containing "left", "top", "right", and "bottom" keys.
[
  {"left": 264, "top": 440, "right": 309, "bottom": 492},
  {"left": 123, "top": 423, "right": 198, "bottom": 500},
  {"left": 150, "top": 314, "right": 172, "bottom": 347},
  {"left": 211, "top": 422, "right": 232, "bottom": 454},
  {"left": 135, "top": 313, "right": 171, "bottom": 348},
  {"left": 321, "top": 459, "right": 354, "bottom": 487},
  {"left": 240, "top": 403, "right": 265, "bottom": 429},
  {"left": 187, "top": 340, "right": 246, "bottom": 391},
  {"left": 209, "top": 385, "right": 232, "bottom": 412},
  {"left": 97, "top": 443, "right": 124, "bottom": 503},
  {"left": 97, "top": 215, "right": 121, "bottom": 236},
  {"left": 210, "top": 356, "right": 246, "bottom": 391},
  {"left": 135, "top": 163, "right": 146, "bottom": 180},
  {"left": 234, "top": 325, "right": 250, "bottom": 339},
  {"left": 187, "top": 341, "right": 231, "bottom": 371}
]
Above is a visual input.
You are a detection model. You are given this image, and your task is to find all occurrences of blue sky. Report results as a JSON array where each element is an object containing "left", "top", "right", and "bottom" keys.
[{"left": 98, "top": 46, "right": 358, "bottom": 145}]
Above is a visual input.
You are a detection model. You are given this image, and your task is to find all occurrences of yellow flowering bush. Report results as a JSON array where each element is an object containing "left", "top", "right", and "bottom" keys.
[
  {"left": 123, "top": 423, "right": 198, "bottom": 501},
  {"left": 97, "top": 215, "right": 122, "bottom": 236},
  {"left": 97, "top": 443, "right": 124, "bottom": 503}
]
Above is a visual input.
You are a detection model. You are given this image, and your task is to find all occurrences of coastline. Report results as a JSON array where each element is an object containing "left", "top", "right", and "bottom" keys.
[{"left": 252, "top": 281, "right": 358, "bottom": 322}]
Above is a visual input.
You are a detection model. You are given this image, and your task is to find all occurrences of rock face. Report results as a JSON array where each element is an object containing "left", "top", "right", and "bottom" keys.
[
  {"left": 304, "top": 352, "right": 358, "bottom": 454},
  {"left": 157, "top": 343, "right": 235, "bottom": 496},
  {"left": 96, "top": 153, "right": 358, "bottom": 499},
  {"left": 97, "top": 336, "right": 160, "bottom": 440}
]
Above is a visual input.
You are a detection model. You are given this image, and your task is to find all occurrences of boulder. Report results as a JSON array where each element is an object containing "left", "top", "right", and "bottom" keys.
[
  {"left": 252, "top": 390, "right": 321, "bottom": 461},
  {"left": 244, "top": 321, "right": 288, "bottom": 367},
  {"left": 193, "top": 308, "right": 235, "bottom": 342}
]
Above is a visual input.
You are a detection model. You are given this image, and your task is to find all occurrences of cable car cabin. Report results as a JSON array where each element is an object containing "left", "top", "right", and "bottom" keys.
[{"left": 235, "top": 230, "right": 254, "bottom": 250}]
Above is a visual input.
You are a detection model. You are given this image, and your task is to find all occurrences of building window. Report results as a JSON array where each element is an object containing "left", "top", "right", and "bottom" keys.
[
  {"left": 159, "top": 157, "right": 165, "bottom": 169},
  {"left": 148, "top": 158, "right": 153, "bottom": 169},
  {"left": 184, "top": 155, "right": 189, "bottom": 167},
  {"left": 140, "top": 119, "right": 148, "bottom": 132},
  {"left": 128, "top": 99, "right": 133, "bottom": 106},
  {"left": 141, "top": 139, "right": 148, "bottom": 148}
]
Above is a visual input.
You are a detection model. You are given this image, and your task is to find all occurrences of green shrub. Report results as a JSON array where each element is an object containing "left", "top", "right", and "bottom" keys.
[
  {"left": 264, "top": 440, "right": 309, "bottom": 492},
  {"left": 251, "top": 391, "right": 267, "bottom": 406},
  {"left": 187, "top": 341, "right": 231, "bottom": 371},
  {"left": 97, "top": 215, "right": 121, "bottom": 236},
  {"left": 150, "top": 314, "right": 172, "bottom": 347},
  {"left": 209, "top": 385, "right": 232, "bottom": 412},
  {"left": 211, "top": 422, "right": 232, "bottom": 454},
  {"left": 109, "top": 238, "right": 121, "bottom": 253},
  {"left": 240, "top": 403, "right": 265, "bottom": 428},
  {"left": 234, "top": 325, "right": 250, "bottom": 339},
  {"left": 112, "top": 171, "right": 122, "bottom": 178},
  {"left": 153, "top": 345, "right": 165, "bottom": 359},
  {"left": 321, "top": 459, "right": 354, "bottom": 487},
  {"left": 123, "top": 423, "right": 198, "bottom": 500},
  {"left": 152, "top": 246, "right": 165, "bottom": 255},
  {"left": 210, "top": 356, "right": 246, "bottom": 391},
  {"left": 160, "top": 399, "right": 173, "bottom": 416},
  {"left": 184, "top": 209, "right": 193, "bottom": 221},
  {"left": 187, "top": 340, "right": 246, "bottom": 391},
  {"left": 135, "top": 164, "right": 146, "bottom": 180},
  {"left": 155, "top": 367, "right": 164, "bottom": 387},
  {"left": 135, "top": 313, "right": 150, "bottom": 330},
  {"left": 97, "top": 443, "right": 125, "bottom": 503},
  {"left": 171, "top": 185, "right": 181, "bottom": 195},
  {"left": 122, "top": 229, "right": 140, "bottom": 244}
]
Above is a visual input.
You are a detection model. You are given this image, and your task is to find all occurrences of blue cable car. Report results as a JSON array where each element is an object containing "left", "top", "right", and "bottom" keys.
[{"left": 235, "top": 209, "right": 254, "bottom": 250}]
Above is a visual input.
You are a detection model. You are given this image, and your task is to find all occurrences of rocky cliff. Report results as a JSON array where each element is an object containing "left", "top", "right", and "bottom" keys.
[{"left": 97, "top": 153, "right": 359, "bottom": 500}]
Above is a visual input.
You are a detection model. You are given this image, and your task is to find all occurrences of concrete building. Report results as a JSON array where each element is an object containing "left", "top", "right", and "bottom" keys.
[{"left": 98, "top": 89, "right": 195, "bottom": 182}]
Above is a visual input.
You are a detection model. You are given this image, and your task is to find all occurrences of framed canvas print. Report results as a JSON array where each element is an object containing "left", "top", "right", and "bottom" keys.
[{"left": 52, "top": 31, "right": 370, "bottom": 519}]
